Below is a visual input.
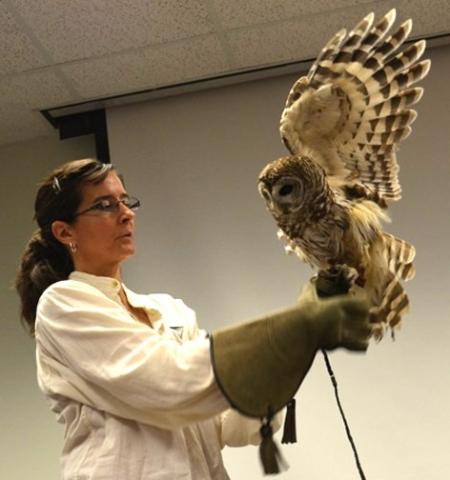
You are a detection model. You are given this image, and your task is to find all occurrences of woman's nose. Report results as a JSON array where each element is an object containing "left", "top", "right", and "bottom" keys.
[{"left": 118, "top": 202, "right": 135, "bottom": 222}]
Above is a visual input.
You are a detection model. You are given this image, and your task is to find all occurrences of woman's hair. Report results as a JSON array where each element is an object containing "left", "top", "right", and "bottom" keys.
[{"left": 16, "top": 158, "right": 116, "bottom": 336}]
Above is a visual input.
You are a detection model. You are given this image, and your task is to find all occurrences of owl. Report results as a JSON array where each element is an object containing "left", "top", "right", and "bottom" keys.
[{"left": 258, "top": 9, "right": 430, "bottom": 339}]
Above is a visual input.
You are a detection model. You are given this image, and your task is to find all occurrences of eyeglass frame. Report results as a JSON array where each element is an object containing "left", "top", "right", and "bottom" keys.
[{"left": 73, "top": 195, "right": 141, "bottom": 218}]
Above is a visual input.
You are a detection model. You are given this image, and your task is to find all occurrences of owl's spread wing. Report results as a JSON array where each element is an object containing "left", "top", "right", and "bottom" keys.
[{"left": 280, "top": 9, "right": 430, "bottom": 203}]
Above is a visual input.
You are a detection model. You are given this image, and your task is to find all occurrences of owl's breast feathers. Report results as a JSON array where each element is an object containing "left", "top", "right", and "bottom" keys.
[
  {"left": 280, "top": 195, "right": 385, "bottom": 271},
  {"left": 278, "top": 199, "right": 347, "bottom": 268},
  {"left": 259, "top": 155, "right": 386, "bottom": 270}
]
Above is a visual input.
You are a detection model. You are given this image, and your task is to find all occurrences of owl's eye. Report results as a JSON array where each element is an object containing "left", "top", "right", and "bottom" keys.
[
  {"left": 273, "top": 178, "right": 302, "bottom": 205},
  {"left": 279, "top": 184, "right": 295, "bottom": 196}
]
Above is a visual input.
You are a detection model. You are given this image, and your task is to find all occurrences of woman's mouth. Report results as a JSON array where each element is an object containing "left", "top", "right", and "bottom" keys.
[{"left": 117, "top": 232, "right": 133, "bottom": 239}]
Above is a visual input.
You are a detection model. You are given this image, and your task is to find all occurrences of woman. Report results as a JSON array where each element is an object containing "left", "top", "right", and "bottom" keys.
[{"left": 16, "top": 158, "right": 372, "bottom": 479}]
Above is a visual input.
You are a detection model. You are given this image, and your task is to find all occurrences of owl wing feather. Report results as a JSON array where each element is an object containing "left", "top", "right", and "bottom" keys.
[{"left": 280, "top": 9, "right": 430, "bottom": 204}]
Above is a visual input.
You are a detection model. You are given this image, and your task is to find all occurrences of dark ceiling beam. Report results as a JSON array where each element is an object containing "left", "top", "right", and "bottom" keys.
[{"left": 47, "top": 109, "right": 110, "bottom": 163}]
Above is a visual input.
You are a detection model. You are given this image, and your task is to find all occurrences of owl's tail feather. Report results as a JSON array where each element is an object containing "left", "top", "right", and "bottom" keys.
[
  {"left": 371, "top": 271, "right": 410, "bottom": 339},
  {"left": 371, "top": 234, "right": 415, "bottom": 339},
  {"left": 383, "top": 232, "right": 416, "bottom": 281}
]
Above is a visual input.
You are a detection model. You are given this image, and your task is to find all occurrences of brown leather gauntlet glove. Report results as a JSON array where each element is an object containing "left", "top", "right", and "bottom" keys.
[{"left": 210, "top": 280, "right": 371, "bottom": 419}]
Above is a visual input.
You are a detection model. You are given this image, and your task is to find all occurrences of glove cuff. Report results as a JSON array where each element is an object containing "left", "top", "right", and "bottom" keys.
[{"left": 209, "top": 310, "right": 318, "bottom": 419}]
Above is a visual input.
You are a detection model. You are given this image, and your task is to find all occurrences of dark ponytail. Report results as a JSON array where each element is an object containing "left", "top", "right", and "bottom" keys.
[
  {"left": 15, "top": 158, "right": 115, "bottom": 336},
  {"left": 16, "top": 229, "right": 74, "bottom": 335}
]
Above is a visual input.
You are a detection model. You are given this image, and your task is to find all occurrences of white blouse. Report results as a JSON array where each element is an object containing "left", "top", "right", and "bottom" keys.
[{"left": 35, "top": 271, "right": 270, "bottom": 480}]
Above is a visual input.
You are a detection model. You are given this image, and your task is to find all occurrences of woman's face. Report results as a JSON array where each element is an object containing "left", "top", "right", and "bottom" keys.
[{"left": 63, "top": 171, "right": 136, "bottom": 276}]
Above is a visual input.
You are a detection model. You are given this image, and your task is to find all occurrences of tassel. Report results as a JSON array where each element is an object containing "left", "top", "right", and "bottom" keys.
[
  {"left": 281, "top": 398, "right": 297, "bottom": 444},
  {"left": 259, "top": 417, "right": 288, "bottom": 475}
]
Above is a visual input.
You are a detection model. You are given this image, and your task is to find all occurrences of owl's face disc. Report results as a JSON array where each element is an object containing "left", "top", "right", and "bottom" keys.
[
  {"left": 258, "top": 155, "right": 318, "bottom": 219},
  {"left": 258, "top": 175, "right": 304, "bottom": 216}
]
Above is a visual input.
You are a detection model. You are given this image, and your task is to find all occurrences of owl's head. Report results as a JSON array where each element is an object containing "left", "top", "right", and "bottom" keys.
[{"left": 258, "top": 155, "right": 325, "bottom": 219}]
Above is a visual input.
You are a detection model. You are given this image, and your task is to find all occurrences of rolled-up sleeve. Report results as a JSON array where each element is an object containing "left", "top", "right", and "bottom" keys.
[{"left": 36, "top": 280, "right": 229, "bottom": 429}]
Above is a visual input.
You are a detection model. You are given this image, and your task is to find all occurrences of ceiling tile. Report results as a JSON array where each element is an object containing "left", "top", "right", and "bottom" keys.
[
  {"left": 144, "top": 0, "right": 213, "bottom": 43},
  {"left": 225, "top": 12, "right": 345, "bottom": 69},
  {"left": 225, "top": 3, "right": 429, "bottom": 70},
  {"left": 213, "top": 0, "right": 375, "bottom": 29},
  {"left": 13, "top": 0, "right": 213, "bottom": 63},
  {"left": 395, "top": 0, "right": 450, "bottom": 36},
  {"left": 59, "top": 35, "right": 229, "bottom": 99},
  {"left": 0, "top": 105, "right": 53, "bottom": 145},
  {"left": 0, "top": 2, "right": 48, "bottom": 75},
  {"left": 12, "top": 0, "right": 148, "bottom": 63},
  {"left": 226, "top": 19, "right": 318, "bottom": 69},
  {"left": 0, "top": 69, "right": 78, "bottom": 109}
]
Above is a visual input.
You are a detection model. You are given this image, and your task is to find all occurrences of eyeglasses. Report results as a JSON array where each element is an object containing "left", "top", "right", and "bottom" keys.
[{"left": 74, "top": 196, "right": 141, "bottom": 217}]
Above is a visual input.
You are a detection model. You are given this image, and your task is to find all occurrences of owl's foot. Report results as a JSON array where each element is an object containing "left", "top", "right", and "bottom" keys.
[{"left": 315, "top": 264, "right": 359, "bottom": 298}]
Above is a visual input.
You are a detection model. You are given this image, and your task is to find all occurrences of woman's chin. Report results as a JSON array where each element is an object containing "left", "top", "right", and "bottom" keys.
[{"left": 121, "top": 245, "right": 136, "bottom": 258}]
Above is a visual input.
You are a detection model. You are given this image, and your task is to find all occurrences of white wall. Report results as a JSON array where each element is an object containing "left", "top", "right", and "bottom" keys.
[
  {"left": 0, "top": 134, "right": 96, "bottom": 480},
  {"left": 108, "top": 45, "right": 450, "bottom": 480}
]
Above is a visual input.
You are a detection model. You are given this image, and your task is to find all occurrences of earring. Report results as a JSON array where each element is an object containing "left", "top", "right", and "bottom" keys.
[{"left": 69, "top": 242, "right": 77, "bottom": 253}]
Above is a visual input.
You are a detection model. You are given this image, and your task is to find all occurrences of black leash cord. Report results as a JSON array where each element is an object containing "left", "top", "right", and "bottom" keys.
[{"left": 321, "top": 350, "right": 367, "bottom": 480}]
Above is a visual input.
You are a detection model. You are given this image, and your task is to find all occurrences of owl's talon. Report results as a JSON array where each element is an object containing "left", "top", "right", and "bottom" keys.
[{"left": 316, "top": 264, "right": 358, "bottom": 297}]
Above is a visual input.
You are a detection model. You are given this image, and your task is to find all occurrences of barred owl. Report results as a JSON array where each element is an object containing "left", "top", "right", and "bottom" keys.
[{"left": 258, "top": 9, "right": 430, "bottom": 339}]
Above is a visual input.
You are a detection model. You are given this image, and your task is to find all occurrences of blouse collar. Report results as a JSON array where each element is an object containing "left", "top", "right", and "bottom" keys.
[
  {"left": 69, "top": 271, "right": 163, "bottom": 328},
  {"left": 69, "top": 271, "right": 122, "bottom": 297}
]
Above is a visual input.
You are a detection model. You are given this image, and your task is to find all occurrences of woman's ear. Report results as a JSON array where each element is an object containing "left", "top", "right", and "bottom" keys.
[{"left": 51, "top": 220, "right": 75, "bottom": 248}]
